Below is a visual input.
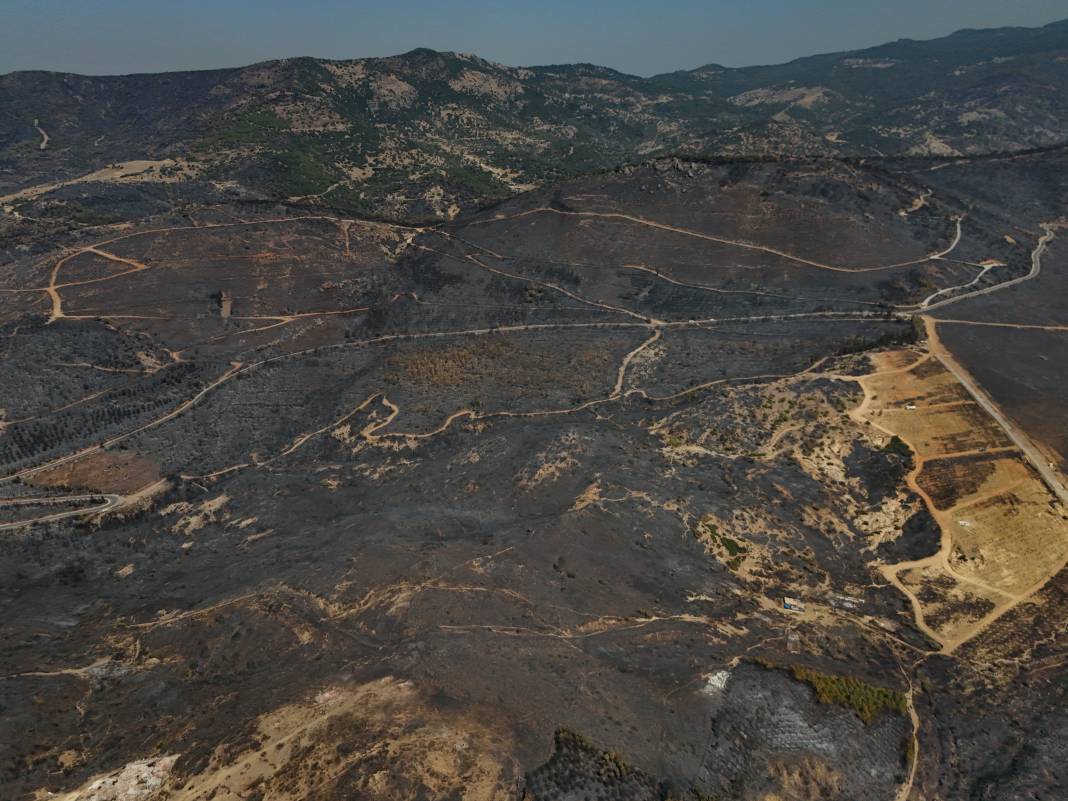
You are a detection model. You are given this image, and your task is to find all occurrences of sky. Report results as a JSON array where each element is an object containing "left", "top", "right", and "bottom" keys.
[{"left": 0, "top": 0, "right": 1065, "bottom": 77}]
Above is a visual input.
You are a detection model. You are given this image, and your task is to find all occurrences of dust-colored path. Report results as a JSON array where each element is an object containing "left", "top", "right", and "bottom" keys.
[
  {"left": 0, "top": 214, "right": 425, "bottom": 324},
  {"left": 848, "top": 334, "right": 1068, "bottom": 656},
  {"left": 468, "top": 206, "right": 1061, "bottom": 315},
  {"left": 429, "top": 229, "right": 890, "bottom": 309},
  {"left": 460, "top": 249, "right": 656, "bottom": 323},
  {"left": 0, "top": 493, "right": 121, "bottom": 531},
  {"left": 835, "top": 344, "right": 1034, "bottom": 799},
  {"left": 33, "top": 119, "right": 49, "bottom": 150},
  {"left": 894, "top": 681, "right": 920, "bottom": 801},
  {"left": 613, "top": 329, "right": 662, "bottom": 395},
  {"left": 846, "top": 358, "right": 958, "bottom": 649},
  {"left": 935, "top": 318, "right": 1068, "bottom": 333},
  {"left": 916, "top": 262, "right": 997, "bottom": 310},
  {"left": 925, "top": 317, "right": 1068, "bottom": 507},
  {"left": 1, "top": 387, "right": 118, "bottom": 426},
  {"left": 2, "top": 657, "right": 113, "bottom": 681},
  {"left": 0, "top": 477, "right": 170, "bottom": 530},
  {"left": 0, "top": 203, "right": 1047, "bottom": 800},
  {"left": 847, "top": 354, "right": 1000, "bottom": 650},
  {"left": 922, "top": 221, "right": 1061, "bottom": 313},
  {"left": 0, "top": 363, "right": 243, "bottom": 484},
  {"left": 0, "top": 306, "right": 899, "bottom": 485},
  {"left": 469, "top": 207, "right": 964, "bottom": 273},
  {"left": 212, "top": 306, "right": 372, "bottom": 341},
  {"left": 762, "top": 422, "right": 803, "bottom": 456},
  {"left": 0, "top": 493, "right": 116, "bottom": 508}
]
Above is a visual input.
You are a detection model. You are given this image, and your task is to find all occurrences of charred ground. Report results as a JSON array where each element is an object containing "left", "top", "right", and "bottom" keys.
[{"left": 0, "top": 136, "right": 1067, "bottom": 801}]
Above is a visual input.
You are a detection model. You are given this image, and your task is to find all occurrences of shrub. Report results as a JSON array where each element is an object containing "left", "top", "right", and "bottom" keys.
[
  {"left": 883, "top": 435, "right": 913, "bottom": 460},
  {"left": 790, "top": 665, "right": 907, "bottom": 724}
]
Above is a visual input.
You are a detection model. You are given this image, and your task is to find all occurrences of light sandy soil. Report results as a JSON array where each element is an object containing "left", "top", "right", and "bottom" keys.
[
  {"left": 48, "top": 755, "right": 177, "bottom": 801},
  {"left": 30, "top": 450, "right": 161, "bottom": 495},
  {"left": 850, "top": 346, "right": 1068, "bottom": 653},
  {"left": 80, "top": 677, "right": 517, "bottom": 801},
  {"left": 0, "top": 159, "right": 200, "bottom": 205}
]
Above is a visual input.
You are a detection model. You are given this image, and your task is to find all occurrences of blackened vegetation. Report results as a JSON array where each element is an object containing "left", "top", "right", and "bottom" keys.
[
  {"left": 916, "top": 453, "right": 999, "bottom": 510},
  {"left": 834, "top": 320, "right": 921, "bottom": 356},
  {"left": 522, "top": 731, "right": 668, "bottom": 801},
  {"left": 878, "top": 508, "right": 942, "bottom": 563},
  {"left": 0, "top": 362, "right": 207, "bottom": 472},
  {"left": 2, "top": 88, "right": 1068, "bottom": 798},
  {"left": 0, "top": 319, "right": 170, "bottom": 418},
  {"left": 847, "top": 440, "right": 911, "bottom": 504},
  {"left": 521, "top": 731, "right": 735, "bottom": 801}
]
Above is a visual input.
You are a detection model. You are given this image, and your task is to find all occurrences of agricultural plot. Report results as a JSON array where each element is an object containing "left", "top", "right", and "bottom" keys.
[{"left": 853, "top": 349, "right": 1068, "bottom": 653}]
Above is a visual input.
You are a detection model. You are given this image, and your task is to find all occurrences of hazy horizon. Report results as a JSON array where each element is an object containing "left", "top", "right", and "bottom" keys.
[{"left": 0, "top": 0, "right": 1065, "bottom": 78}]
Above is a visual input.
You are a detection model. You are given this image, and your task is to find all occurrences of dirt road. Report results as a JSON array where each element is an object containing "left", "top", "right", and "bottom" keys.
[
  {"left": 922, "top": 221, "right": 1060, "bottom": 313},
  {"left": 33, "top": 119, "right": 49, "bottom": 150},
  {"left": 0, "top": 493, "right": 121, "bottom": 531},
  {"left": 471, "top": 207, "right": 963, "bottom": 273},
  {"left": 924, "top": 317, "right": 1068, "bottom": 507}
]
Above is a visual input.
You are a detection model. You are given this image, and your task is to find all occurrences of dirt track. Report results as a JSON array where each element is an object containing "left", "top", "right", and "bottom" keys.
[
  {"left": 471, "top": 206, "right": 964, "bottom": 273},
  {"left": 846, "top": 340, "right": 1068, "bottom": 656},
  {"left": 925, "top": 317, "right": 1068, "bottom": 507},
  {"left": 0, "top": 493, "right": 120, "bottom": 530},
  {"left": 922, "top": 221, "right": 1061, "bottom": 312}
]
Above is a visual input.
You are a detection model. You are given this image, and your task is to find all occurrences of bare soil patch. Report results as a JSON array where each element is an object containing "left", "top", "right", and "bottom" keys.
[{"left": 31, "top": 451, "right": 161, "bottom": 494}]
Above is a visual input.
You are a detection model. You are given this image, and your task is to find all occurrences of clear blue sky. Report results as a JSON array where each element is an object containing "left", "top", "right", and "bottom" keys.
[{"left": 1, "top": 0, "right": 1065, "bottom": 76}]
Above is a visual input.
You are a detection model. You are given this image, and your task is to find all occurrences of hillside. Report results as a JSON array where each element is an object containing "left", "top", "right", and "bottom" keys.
[
  {"left": 3, "top": 17, "right": 1068, "bottom": 801},
  {"left": 2, "top": 19, "right": 1067, "bottom": 223}
]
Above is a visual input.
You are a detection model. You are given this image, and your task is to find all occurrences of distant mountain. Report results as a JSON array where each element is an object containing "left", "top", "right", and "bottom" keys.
[{"left": 2, "top": 18, "right": 1066, "bottom": 221}]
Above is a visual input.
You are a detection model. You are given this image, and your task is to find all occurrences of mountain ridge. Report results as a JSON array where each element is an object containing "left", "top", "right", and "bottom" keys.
[
  {"left": 4, "top": 17, "right": 1068, "bottom": 801},
  {"left": 2, "top": 17, "right": 1067, "bottom": 224},
  {"left": 3, "top": 17, "right": 1066, "bottom": 80}
]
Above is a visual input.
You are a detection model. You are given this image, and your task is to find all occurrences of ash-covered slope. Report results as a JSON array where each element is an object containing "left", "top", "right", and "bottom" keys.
[
  {"left": 3, "top": 156, "right": 1068, "bottom": 800},
  {"left": 3, "top": 19, "right": 1068, "bottom": 801}
]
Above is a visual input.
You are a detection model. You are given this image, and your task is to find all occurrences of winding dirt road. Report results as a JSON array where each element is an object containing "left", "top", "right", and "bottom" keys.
[
  {"left": 921, "top": 221, "right": 1060, "bottom": 313},
  {"left": 0, "top": 478, "right": 171, "bottom": 531},
  {"left": 0, "top": 493, "right": 120, "bottom": 531},
  {"left": 470, "top": 207, "right": 964, "bottom": 273},
  {"left": 4, "top": 201, "right": 1057, "bottom": 801},
  {"left": 33, "top": 119, "right": 49, "bottom": 151}
]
